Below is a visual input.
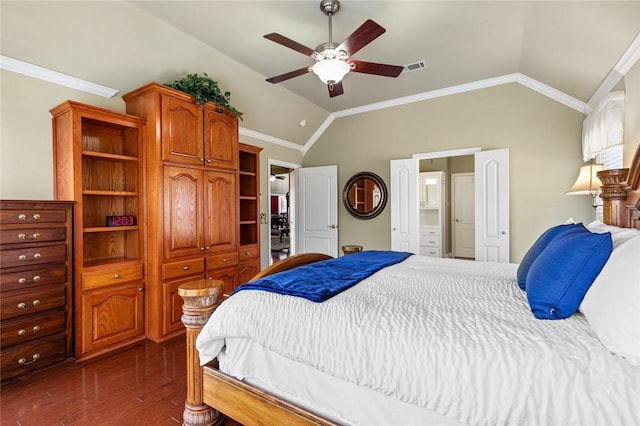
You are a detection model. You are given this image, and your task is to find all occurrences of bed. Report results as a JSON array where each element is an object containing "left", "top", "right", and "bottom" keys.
[{"left": 178, "top": 144, "right": 640, "bottom": 426}]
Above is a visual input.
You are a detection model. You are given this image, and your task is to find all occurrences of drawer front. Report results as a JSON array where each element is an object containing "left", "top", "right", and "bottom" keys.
[
  {"left": 0, "top": 285, "right": 66, "bottom": 320},
  {"left": 0, "top": 335, "right": 66, "bottom": 381},
  {"left": 0, "top": 244, "right": 67, "bottom": 269},
  {"left": 420, "top": 246, "right": 442, "bottom": 257},
  {"left": 421, "top": 237, "right": 441, "bottom": 247},
  {"left": 1, "top": 309, "right": 66, "bottom": 347},
  {"left": 82, "top": 264, "right": 143, "bottom": 291},
  {"left": 163, "top": 258, "right": 205, "bottom": 280},
  {"left": 0, "top": 266, "right": 67, "bottom": 293},
  {"left": 420, "top": 227, "right": 441, "bottom": 237},
  {"left": 0, "top": 209, "right": 67, "bottom": 225},
  {"left": 239, "top": 246, "right": 259, "bottom": 260},
  {"left": 0, "top": 227, "right": 67, "bottom": 245},
  {"left": 206, "top": 252, "right": 239, "bottom": 270}
]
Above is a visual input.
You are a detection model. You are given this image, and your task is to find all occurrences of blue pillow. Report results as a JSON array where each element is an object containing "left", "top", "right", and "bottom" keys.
[
  {"left": 525, "top": 230, "right": 612, "bottom": 320},
  {"left": 516, "top": 223, "right": 586, "bottom": 290}
]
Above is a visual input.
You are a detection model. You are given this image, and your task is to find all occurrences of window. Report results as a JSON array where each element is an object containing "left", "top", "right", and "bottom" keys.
[{"left": 595, "top": 144, "right": 623, "bottom": 221}]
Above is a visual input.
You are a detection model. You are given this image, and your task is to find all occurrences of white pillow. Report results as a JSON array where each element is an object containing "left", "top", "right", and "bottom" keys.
[
  {"left": 587, "top": 220, "right": 640, "bottom": 246},
  {"left": 580, "top": 222, "right": 640, "bottom": 364}
]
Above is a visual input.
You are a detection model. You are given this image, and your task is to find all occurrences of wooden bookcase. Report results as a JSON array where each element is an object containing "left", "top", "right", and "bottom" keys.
[
  {"left": 51, "top": 101, "right": 146, "bottom": 360},
  {"left": 238, "top": 143, "right": 262, "bottom": 285}
]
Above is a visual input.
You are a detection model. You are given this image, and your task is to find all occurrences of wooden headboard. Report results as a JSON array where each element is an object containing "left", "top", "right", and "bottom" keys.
[{"left": 598, "top": 143, "right": 640, "bottom": 230}]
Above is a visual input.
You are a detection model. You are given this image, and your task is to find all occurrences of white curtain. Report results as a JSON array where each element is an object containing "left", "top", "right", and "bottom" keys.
[{"left": 582, "top": 91, "right": 625, "bottom": 161}]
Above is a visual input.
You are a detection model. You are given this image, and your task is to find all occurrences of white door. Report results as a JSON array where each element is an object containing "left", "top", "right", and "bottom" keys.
[
  {"left": 390, "top": 159, "right": 419, "bottom": 253},
  {"left": 295, "top": 165, "right": 338, "bottom": 257},
  {"left": 474, "top": 149, "right": 510, "bottom": 262},
  {"left": 452, "top": 173, "right": 475, "bottom": 258}
]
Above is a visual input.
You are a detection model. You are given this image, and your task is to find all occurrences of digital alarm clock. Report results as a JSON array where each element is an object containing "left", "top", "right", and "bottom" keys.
[{"left": 106, "top": 215, "right": 136, "bottom": 227}]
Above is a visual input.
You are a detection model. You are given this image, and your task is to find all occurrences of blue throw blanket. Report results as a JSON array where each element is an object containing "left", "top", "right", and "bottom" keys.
[{"left": 233, "top": 250, "right": 413, "bottom": 302}]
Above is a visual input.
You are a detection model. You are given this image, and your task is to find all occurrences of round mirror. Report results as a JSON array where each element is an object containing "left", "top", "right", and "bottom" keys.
[{"left": 343, "top": 172, "right": 388, "bottom": 219}]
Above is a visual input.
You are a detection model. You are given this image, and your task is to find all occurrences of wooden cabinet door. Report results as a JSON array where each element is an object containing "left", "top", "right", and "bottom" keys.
[
  {"left": 161, "top": 95, "right": 203, "bottom": 165},
  {"left": 80, "top": 283, "right": 144, "bottom": 355},
  {"left": 203, "top": 170, "right": 238, "bottom": 254},
  {"left": 207, "top": 266, "right": 238, "bottom": 298},
  {"left": 238, "top": 258, "right": 260, "bottom": 285},
  {"left": 204, "top": 105, "right": 238, "bottom": 170},
  {"left": 164, "top": 166, "right": 204, "bottom": 259}
]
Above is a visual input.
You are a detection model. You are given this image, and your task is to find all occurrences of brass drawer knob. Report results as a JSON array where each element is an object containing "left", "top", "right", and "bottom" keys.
[
  {"left": 183, "top": 266, "right": 189, "bottom": 270},
  {"left": 18, "top": 214, "right": 26, "bottom": 221},
  {"left": 113, "top": 273, "right": 120, "bottom": 279},
  {"left": 33, "top": 214, "right": 41, "bottom": 220},
  {"left": 18, "top": 353, "right": 40, "bottom": 365},
  {"left": 18, "top": 277, "right": 27, "bottom": 284},
  {"left": 18, "top": 325, "right": 41, "bottom": 336},
  {"left": 33, "top": 275, "right": 41, "bottom": 282},
  {"left": 17, "top": 300, "right": 40, "bottom": 309}
]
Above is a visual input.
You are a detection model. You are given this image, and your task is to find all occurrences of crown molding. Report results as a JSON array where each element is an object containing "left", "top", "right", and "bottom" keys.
[
  {"left": 301, "top": 73, "right": 589, "bottom": 155},
  {"left": 588, "top": 32, "right": 640, "bottom": 109},
  {"left": 301, "top": 115, "right": 335, "bottom": 156},
  {"left": 239, "top": 127, "right": 303, "bottom": 151},
  {"left": 0, "top": 55, "right": 119, "bottom": 98}
]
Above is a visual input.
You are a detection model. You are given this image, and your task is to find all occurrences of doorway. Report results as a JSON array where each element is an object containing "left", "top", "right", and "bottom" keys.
[{"left": 268, "top": 160, "right": 300, "bottom": 264}]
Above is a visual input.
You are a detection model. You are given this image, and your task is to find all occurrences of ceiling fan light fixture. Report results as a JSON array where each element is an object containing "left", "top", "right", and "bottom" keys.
[{"left": 312, "top": 59, "right": 350, "bottom": 84}]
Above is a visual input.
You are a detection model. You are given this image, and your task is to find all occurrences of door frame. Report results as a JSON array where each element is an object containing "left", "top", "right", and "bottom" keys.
[
  {"left": 406, "top": 147, "right": 510, "bottom": 262},
  {"left": 267, "top": 158, "right": 300, "bottom": 265}
]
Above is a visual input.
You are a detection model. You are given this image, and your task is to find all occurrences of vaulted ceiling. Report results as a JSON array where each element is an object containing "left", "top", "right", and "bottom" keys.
[{"left": 132, "top": 1, "right": 640, "bottom": 113}]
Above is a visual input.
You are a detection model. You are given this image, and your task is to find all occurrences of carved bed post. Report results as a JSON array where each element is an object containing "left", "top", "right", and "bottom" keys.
[
  {"left": 598, "top": 168, "right": 630, "bottom": 227},
  {"left": 179, "top": 279, "right": 225, "bottom": 426}
]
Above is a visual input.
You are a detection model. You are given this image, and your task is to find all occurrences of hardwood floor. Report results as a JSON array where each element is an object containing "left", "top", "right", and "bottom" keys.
[{"left": 1, "top": 336, "right": 242, "bottom": 426}]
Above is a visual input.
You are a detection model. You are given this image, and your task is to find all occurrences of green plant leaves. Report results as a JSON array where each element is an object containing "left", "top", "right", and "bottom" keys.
[{"left": 166, "top": 73, "right": 242, "bottom": 120}]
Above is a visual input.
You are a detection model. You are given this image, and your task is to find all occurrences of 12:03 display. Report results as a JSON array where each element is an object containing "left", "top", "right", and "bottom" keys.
[{"left": 106, "top": 215, "right": 136, "bottom": 227}]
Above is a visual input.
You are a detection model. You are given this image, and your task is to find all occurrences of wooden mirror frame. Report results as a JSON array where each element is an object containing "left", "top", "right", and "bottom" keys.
[{"left": 342, "top": 172, "right": 388, "bottom": 220}]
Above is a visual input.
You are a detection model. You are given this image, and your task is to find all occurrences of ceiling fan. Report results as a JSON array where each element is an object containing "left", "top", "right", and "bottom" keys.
[{"left": 264, "top": 0, "right": 404, "bottom": 98}]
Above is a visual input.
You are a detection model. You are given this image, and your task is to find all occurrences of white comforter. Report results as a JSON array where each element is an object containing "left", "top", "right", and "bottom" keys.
[{"left": 197, "top": 255, "right": 640, "bottom": 425}]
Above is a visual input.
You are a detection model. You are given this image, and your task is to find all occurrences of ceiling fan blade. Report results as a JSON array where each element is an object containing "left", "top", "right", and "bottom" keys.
[
  {"left": 335, "top": 19, "right": 386, "bottom": 57},
  {"left": 266, "top": 67, "right": 311, "bottom": 84},
  {"left": 264, "top": 33, "right": 316, "bottom": 57},
  {"left": 349, "top": 60, "right": 403, "bottom": 78},
  {"left": 328, "top": 81, "right": 344, "bottom": 98}
]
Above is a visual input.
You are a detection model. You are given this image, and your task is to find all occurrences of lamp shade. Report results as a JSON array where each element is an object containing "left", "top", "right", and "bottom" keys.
[
  {"left": 566, "top": 164, "right": 604, "bottom": 195},
  {"left": 312, "top": 59, "right": 350, "bottom": 84}
]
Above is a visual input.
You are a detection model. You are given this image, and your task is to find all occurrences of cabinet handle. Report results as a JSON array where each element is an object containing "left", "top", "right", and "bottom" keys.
[
  {"left": 206, "top": 159, "right": 213, "bottom": 163},
  {"left": 245, "top": 252, "right": 250, "bottom": 255},
  {"left": 19, "top": 253, "right": 40, "bottom": 260},
  {"left": 137, "top": 287, "right": 143, "bottom": 292},
  {"left": 18, "top": 354, "right": 40, "bottom": 365},
  {"left": 183, "top": 266, "right": 189, "bottom": 270},
  {"left": 18, "top": 300, "right": 40, "bottom": 309},
  {"left": 18, "top": 277, "right": 27, "bottom": 284},
  {"left": 113, "top": 273, "right": 120, "bottom": 279},
  {"left": 222, "top": 258, "right": 228, "bottom": 262},
  {"left": 18, "top": 326, "right": 41, "bottom": 336},
  {"left": 19, "top": 232, "right": 40, "bottom": 240},
  {"left": 33, "top": 275, "right": 41, "bottom": 282},
  {"left": 17, "top": 213, "right": 40, "bottom": 221}
]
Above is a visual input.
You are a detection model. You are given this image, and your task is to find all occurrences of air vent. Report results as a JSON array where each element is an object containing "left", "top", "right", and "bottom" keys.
[{"left": 403, "top": 60, "right": 427, "bottom": 73}]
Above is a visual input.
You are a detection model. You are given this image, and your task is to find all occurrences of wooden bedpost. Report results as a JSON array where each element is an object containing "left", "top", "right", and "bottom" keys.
[
  {"left": 598, "top": 168, "right": 630, "bottom": 227},
  {"left": 179, "top": 280, "right": 225, "bottom": 426}
]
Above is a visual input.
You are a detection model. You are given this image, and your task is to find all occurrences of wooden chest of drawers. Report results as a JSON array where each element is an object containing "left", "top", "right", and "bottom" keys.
[{"left": 0, "top": 200, "right": 73, "bottom": 381}]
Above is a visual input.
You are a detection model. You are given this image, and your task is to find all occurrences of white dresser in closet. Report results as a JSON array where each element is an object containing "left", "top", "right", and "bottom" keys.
[{"left": 419, "top": 171, "right": 445, "bottom": 257}]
